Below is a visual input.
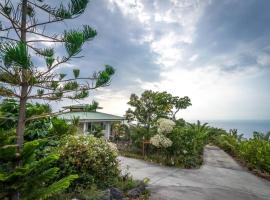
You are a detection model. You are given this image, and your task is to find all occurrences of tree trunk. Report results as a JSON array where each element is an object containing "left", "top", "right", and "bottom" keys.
[
  {"left": 16, "top": 87, "right": 28, "bottom": 149},
  {"left": 12, "top": 1, "right": 28, "bottom": 199}
]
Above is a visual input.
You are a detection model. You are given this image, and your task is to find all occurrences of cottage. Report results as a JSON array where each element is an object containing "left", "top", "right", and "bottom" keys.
[{"left": 60, "top": 104, "right": 124, "bottom": 139}]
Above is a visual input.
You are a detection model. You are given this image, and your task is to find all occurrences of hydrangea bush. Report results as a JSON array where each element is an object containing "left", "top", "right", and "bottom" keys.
[
  {"left": 157, "top": 118, "right": 175, "bottom": 134},
  {"left": 150, "top": 133, "right": 172, "bottom": 148}
]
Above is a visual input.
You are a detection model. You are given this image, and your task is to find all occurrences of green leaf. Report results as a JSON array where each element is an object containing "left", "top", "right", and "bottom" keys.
[
  {"left": 59, "top": 73, "right": 67, "bottom": 80},
  {"left": 64, "top": 30, "right": 84, "bottom": 56},
  {"left": 95, "top": 65, "right": 115, "bottom": 87},
  {"left": 63, "top": 81, "right": 79, "bottom": 90},
  {"left": 51, "top": 81, "right": 59, "bottom": 90},
  {"left": 34, "top": 174, "right": 79, "bottom": 200},
  {"left": 63, "top": 25, "right": 96, "bottom": 56},
  {"left": 82, "top": 25, "right": 97, "bottom": 41},
  {"left": 73, "top": 69, "right": 80, "bottom": 78},
  {"left": 22, "top": 140, "right": 47, "bottom": 164},
  {"left": 71, "top": 89, "right": 88, "bottom": 99},
  {"left": 39, "top": 48, "right": 54, "bottom": 57},
  {"left": 55, "top": 0, "right": 89, "bottom": 19},
  {"left": 0, "top": 42, "right": 31, "bottom": 69},
  {"left": 46, "top": 57, "right": 55, "bottom": 68},
  {"left": 0, "top": 86, "right": 14, "bottom": 97},
  {"left": 37, "top": 89, "right": 44, "bottom": 96}
]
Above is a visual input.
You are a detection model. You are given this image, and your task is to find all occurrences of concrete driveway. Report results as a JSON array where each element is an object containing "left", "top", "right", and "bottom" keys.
[{"left": 118, "top": 145, "right": 270, "bottom": 200}]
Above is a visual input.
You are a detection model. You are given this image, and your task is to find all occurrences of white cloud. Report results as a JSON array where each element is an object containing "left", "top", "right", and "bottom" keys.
[{"left": 257, "top": 53, "right": 270, "bottom": 66}]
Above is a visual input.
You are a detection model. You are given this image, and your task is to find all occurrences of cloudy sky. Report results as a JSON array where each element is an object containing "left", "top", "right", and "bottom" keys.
[{"left": 49, "top": 0, "right": 270, "bottom": 120}]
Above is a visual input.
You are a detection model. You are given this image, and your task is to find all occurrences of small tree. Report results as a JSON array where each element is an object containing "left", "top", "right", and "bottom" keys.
[
  {"left": 126, "top": 90, "right": 191, "bottom": 135},
  {"left": 0, "top": 0, "right": 114, "bottom": 199}
]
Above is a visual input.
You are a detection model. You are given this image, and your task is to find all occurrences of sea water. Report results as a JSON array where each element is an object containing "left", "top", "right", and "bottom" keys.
[{"left": 203, "top": 120, "right": 270, "bottom": 138}]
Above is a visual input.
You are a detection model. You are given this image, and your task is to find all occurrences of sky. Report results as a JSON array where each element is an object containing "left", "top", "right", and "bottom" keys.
[
  {"left": 5, "top": 0, "right": 270, "bottom": 120},
  {"left": 56, "top": 0, "right": 270, "bottom": 120}
]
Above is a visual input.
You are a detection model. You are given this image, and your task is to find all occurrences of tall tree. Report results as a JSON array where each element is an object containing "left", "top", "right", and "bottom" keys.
[
  {"left": 126, "top": 90, "right": 191, "bottom": 134},
  {"left": 0, "top": 0, "right": 114, "bottom": 152}
]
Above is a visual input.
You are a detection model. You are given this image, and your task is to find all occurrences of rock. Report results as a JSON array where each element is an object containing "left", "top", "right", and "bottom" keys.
[
  {"left": 110, "top": 187, "right": 124, "bottom": 200},
  {"left": 101, "top": 189, "right": 111, "bottom": 200},
  {"left": 127, "top": 182, "right": 146, "bottom": 198}
]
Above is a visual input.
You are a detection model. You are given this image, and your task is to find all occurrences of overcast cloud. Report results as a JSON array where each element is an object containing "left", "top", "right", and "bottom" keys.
[{"left": 47, "top": 0, "right": 270, "bottom": 120}]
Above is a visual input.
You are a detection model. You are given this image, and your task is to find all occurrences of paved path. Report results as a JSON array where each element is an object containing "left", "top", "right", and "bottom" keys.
[{"left": 118, "top": 145, "right": 270, "bottom": 200}]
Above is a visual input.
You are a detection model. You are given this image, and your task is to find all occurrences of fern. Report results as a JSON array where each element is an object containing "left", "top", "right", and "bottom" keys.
[{"left": 31, "top": 175, "right": 79, "bottom": 200}]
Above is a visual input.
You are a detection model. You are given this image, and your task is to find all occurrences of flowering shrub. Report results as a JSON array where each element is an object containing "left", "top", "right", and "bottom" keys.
[
  {"left": 57, "top": 134, "right": 120, "bottom": 189},
  {"left": 150, "top": 133, "right": 172, "bottom": 148},
  {"left": 157, "top": 118, "right": 175, "bottom": 134}
]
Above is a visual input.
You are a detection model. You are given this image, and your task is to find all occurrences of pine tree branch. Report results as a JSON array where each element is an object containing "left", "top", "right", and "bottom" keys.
[
  {"left": 26, "top": 29, "right": 62, "bottom": 42},
  {"left": 25, "top": 109, "right": 69, "bottom": 122},
  {"left": 37, "top": 55, "right": 73, "bottom": 78},
  {"left": 26, "top": 18, "right": 64, "bottom": 31},
  {"left": 0, "top": 4, "right": 21, "bottom": 39},
  {"left": 0, "top": 36, "right": 20, "bottom": 42},
  {"left": 27, "top": 0, "right": 59, "bottom": 18},
  {"left": 28, "top": 85, "right": 98, "bottom": 99}
]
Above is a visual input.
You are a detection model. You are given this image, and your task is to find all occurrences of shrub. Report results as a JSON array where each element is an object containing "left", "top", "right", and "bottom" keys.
[
  {"left": 129, "top": 126, "right": 151, "bottom": 147},
  {"left": 57, "top": 134, "right": 120, "bottom": 190},
  {"left": 150, "top": 133, "right": 172, "bottom": 148},
  {"left": 49, "top": 118, "right": 71, "bottom": 137},
  {"left": 238, "top": 139, "right": 270, "bottom": 173},
  {"left": 166, "top": 127, "right": 208, "bottom": 167},
  {"left": 214, "top": 132, "right": 270, "bottom": 174}
]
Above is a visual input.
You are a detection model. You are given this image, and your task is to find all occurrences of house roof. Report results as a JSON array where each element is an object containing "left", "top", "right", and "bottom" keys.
[
  {"left": 62, "top": 104, "right": 88, "bottom": 109},
  {"left": 59, "top": 111, "right": 125, "bottom": 122}
]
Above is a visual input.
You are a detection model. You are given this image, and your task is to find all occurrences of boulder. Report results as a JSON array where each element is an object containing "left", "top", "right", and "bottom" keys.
[
  {"left": 110, "top": 187, "right": 124, "bottom": 200},
  {"left": 127, "top": 182, "right": 146, "bottom": 198},
  {"left": 101, "top": 189, "right": 111, "bottom": 200}
]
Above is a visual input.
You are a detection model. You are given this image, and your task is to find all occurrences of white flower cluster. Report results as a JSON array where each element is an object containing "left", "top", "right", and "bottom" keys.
[
  {"left": 150, "top": 133, "right": 172, "bottom": 148},
  {"left": 108, "top": 142, "right": 118, "bottom": 153},
  {"left": 157, "top": 118, "right": 175, "bottom": 134}
]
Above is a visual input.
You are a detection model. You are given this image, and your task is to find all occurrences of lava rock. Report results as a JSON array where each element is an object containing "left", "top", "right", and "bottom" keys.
[
  {"left": 101, "top": 189, "right": 111, "bottom": 200},
  {"left": 127, "top": 182, "right": 146, "bottom": 198},
  {"left": 110, "top": 187, "right": 124, "bottom": 200}
]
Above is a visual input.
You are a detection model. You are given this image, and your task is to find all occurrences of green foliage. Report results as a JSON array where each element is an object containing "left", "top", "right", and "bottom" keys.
[
  {"left": 0, "top": 135, "right": 78, "bottom": 199},
  {"left": 55, "top": 0, "right": 90, "bottom": 18},
  {"left": 0, "top": 99, "right": 51, "bottom": 132},
  {"left": 0, "top": 42, "right": 31, "bottom": 69},
  {"left": 112, "top": 123, "right": 130, "bottom": 141},
  {"left": 165, "top": 125, "right": 209, "bottom": 168},
  {"left": 125, "top": 90, "right": 191, "bottom": 140},
  {"left": 124, "top": 120, "right": 210, "bottom": 168},
  {"left": 84, "top": 100, "right": 100, "bottom": 112},
  {"left": 73, "top": 69, "right": 80, "bottom": 78},
  {"left": 57, "top": 134, "right": 120, "bottom": 190},
  {"left": 95, "top": 65, "right": 116, "bottom": 87},
  {"left": 129, "top": 125, "right": 152, "bottom": 147},
  {"left": 214, "top": 134, "right": 239, "bottom": 155},
  {"left": 253, "top": 131, "right": 270, "bottom": 141},
  {"left": 215, "top": 131, "right": 270, "bottom": 173},
  {"left": 48, "top": 118, "right": 75, "bottom": 137}
]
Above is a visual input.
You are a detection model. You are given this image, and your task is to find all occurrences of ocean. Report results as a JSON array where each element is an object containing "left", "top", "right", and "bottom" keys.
[{"left": 188, "top": 120, "right": 270, "bottom": 139}]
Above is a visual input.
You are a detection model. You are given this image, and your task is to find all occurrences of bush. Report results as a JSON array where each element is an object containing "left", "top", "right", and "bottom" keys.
[
  {"left": 238, "top": 139, "right": 270, "bottom": 173},
  {"left": 214, "top": 132, "right": 270, "bottom": 174},
  {"left": 215, "top": 134, "right": 239, "bottom": 155},
  {"left": 166, "top": 127, "right": 208, "bottom": 168},
  {"left": 129, "top": 126, "right": 151, "bottom": 147},
  {"left": 123, "top": 120, "right": 210, "bottom": 168},
  {"left": 57, "top": 134, "right": 120, "bottom": 190}
]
